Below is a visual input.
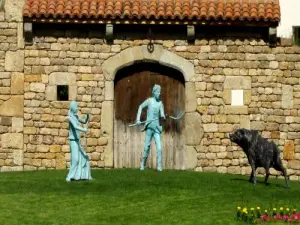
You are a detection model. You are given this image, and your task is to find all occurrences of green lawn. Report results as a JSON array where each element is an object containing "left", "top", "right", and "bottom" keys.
[{"left": 0, "top": 169, "right": 299, "bottom": 225}]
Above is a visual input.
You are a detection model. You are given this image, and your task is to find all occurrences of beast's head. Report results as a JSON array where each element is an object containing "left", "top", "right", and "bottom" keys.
[{"left": 229, "top": 129, "right": 258, "bottom": 149}]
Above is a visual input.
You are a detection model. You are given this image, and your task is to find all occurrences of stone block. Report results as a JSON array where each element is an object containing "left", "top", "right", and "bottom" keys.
[
  {"left": 250, "top": 121, "right": 265, "bottom": 131},
  {"left": 224, "top": 76, "right": 251, "bottom": 89},
  {"left": 196, "top": 106, "right": 208, "bottom": 115},
  {"left": 50, "top": 145, "right": 61, "bottom": 153},
  {"left": 219, "top": 124, "right": 234, "bottom": 133},
  {"left": 240, "top": 115, "right": 250, "bottom": 129},
  {"left": 91, "top": 152, "right": 101, "bottom": 161},
  {"left": 288, "top": 160, "right": 300, "bottom": 170},
  {"left": 98, "top": 137, "right": 108, "bottom": 146},
  {"left": 101, "top": 101, "right": 114, "bottom": 168},
  {"left": 0, "top": 95, "right": 24, "bottom": 117},
  {"left": 30, "top": 83, "right": 45, "bottom": 92},
  {"left": 5, "top": 51, "right": 24, "bottom": 72},
  {"left": 0, "top": 12, "right": 4, "bottom": 21},
  {"left": 104, "top": 81, "right": 114, "bottom": 101},
  {"left": 41, "top": 75, "right": 48, "bottom": 83},
  {"left": 24, "top": 165, "right": 36, "bottom": 171},
  {"left": 282, "top": 85, "right": 293, "bottom": 109},
  {"left": 222, "top": 89, "right": 231, "bottom": 104},
  {"left": 0, "top": 117, "right": 12, "bottom": 126},
  {"left": 24, "top": 74, "right": 42, "bottom": 82},
  {"left": 41, "top": 159, "right": 52, "bottom": 168},
  {"left": 269, "top": 61, "right": 279, "bottom": 69},
  {"left": 11, "top": 72, "right": 24, "bottom": 94},
  {"left": 101, "top": 101, "right": 113, "bottom": 137},
  {"left": 0, "top": 126, "right": 9, "bottom": 134},
  {"left": 87, "top": 138, "right": 98, "bottom": 146},
  {"left": 17, "top": 22, "right": 24, "bottom": 48},
  {"left": 45, "top": 85, "right": 56, "bottom": 101},
  {"left": 49, "top": 72, "right": 76, "bottom": 85},
  {"left": 13, "top": 150, "right": 23, "bottom": 166},
  {"left": 184, "top": 112, "right": 203, "bottom": 145},
  {"left": 183, "top": 146, "right": 197, "bottom": 170},
  {"left": 23, "top": 127, "right": 37, "bottom": 134},
  {"left": 1, "top": 166, "right": 23, "bottom": 172},
  {"left": 4, "top": 0, "right": 26, "bottom": 22},
  {"left": 81, "top": 74, "right": 94, "bottom": 81},
  {"left": 244, "top": 90, "right": 251, "bottom": 105},
  {"left": 203, "top": 123, "right": 218, "bottom": 132},
  {"left": 283, "top": 141, "right": 295, "bottom": 160},
  {"left": 185, "top": 82, "right": 197, "bottom": 112},
  {"left": 82, "top": 95, "right": 91, "bottom": 102},
  {"left": 0, "top": 87, "right": 10, "bottom": 94},
  {"left": 0, "top": 72, "right": 10, "bottom": 79},
  {"left": 104, "top": 142, "right": 113, "bottom": 168},
  {"left": 271, "top": 131, "right": 280, "bottom": 139},
  {"left": 224, "top": 106, "right": 248, "bottom": 114},
  {"left": 1, "top": 133, "right": 23, "bottom": 149}
]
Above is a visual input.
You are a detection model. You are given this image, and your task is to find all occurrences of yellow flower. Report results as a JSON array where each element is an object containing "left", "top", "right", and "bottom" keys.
[
  {"left": 243, "top": 208, "right": 247, "bottom": 212},
  {"left": 265, "top": 210, "right": 268, "bottom": 213},
  {"left": 286, "top": 208, "right": 290, "bottom": 212},
  {"left": 273, "top": 208, "right": 277, "bottom": 211},
  {"left": 237, "top": 206, "right": 241, "bottom": 210},
  {"left": 280, "top": 207, "right": 283, "bottom": 211},
  {"left": 251, "top": 208, "right": 254, "bottom": 211},
  {"left": 257, "top": 207, "right": 261, "bottom": 210},
  {"left": 293, "top": 209, "right": 297, "bottom": 212}
]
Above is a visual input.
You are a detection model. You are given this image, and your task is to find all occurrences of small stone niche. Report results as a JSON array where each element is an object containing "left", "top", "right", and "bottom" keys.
[
  {"left": 57, "top": 85, "right": 69, "bottom": 101},
  {"left": 231, "top": 89, "right": 244, "bottom": 106}
]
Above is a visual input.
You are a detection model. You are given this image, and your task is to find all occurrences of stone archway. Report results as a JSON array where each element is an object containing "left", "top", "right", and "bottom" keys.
[{"left": 101, "top": 45, "right": 203, "bottom": 170}]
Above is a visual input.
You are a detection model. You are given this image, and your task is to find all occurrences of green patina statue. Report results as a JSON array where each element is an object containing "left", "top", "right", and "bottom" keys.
[
  {"left": 135, "top": 84, "right": 166, "bottom": 171},
  {"left": 66, "top": 101, "right": 93, "bottom": 182}
]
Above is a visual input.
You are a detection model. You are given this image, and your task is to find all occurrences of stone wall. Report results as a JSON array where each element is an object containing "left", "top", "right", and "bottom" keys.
[
  {"left": 0, "top": 0, "right": 25, "bottom": 171},
  {"left": 0, "top": 4, "right": 300, "bottom": 180},
  {"left": 20, "top": 30, "right": 300, "bottom": 179}
]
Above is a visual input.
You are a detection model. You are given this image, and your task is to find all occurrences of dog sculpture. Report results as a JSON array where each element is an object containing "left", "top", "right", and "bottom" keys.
[{"left": 229, "top": 128, "right": 289, "bottom": 188}]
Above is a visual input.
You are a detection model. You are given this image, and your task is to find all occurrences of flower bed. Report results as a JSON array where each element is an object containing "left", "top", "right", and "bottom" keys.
[{"left": 236, "top": 206, "right": 300, "bottom": 224}]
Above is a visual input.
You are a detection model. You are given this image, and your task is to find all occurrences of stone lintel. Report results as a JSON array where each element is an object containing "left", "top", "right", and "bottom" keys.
[{"left": 224, "top": 76, "right": 251, "bottom": 90}]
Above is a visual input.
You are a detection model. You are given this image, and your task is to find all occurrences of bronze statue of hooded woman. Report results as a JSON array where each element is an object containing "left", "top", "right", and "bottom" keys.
[{"left": 66, "top": 101, "right": 93, "bottom": 182}]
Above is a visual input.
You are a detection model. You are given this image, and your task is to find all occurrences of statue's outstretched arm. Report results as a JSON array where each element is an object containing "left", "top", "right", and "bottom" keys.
[
  {"left": 136, "top": 99, "right": 149, "bottom": 123},
  {"left": 77, "top": 113, "right": 89, "bottom": 124},
  {"left": 69, "top": 116, "right": 87, "bottom": 133},
  {"left": 160, "top": 102, "right": 166, "bottom": 120}
]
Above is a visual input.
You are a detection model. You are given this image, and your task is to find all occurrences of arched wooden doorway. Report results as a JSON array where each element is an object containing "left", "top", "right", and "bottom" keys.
[{"left": 114, "top": 63, "right": 185, "bottom": 170}]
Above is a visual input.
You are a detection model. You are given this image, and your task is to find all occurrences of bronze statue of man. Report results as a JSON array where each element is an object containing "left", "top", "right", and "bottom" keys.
[{"left": 136, "top": 84, "right": 166, "bottom": 171}]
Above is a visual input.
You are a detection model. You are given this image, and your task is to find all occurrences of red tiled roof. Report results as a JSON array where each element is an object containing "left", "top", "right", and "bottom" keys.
[{"left": 23, "top": 0, "right": 280, "bottom": 24}]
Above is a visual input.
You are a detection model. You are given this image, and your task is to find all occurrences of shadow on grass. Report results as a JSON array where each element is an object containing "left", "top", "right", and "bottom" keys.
[
  {"left": 231, "top": 178, "right": 289, "bottom": 189},
  {"left": 231, "top": 178, "right": 265, "bottom": 184}
]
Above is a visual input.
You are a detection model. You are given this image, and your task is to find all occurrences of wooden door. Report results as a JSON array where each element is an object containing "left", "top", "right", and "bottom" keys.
[{"left": 114, "top": 63, "right": 185, "bottom": 170}]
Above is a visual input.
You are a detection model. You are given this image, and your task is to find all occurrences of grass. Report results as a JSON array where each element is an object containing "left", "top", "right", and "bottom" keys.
[{"left": 0, "top": 169, "right": 299, "bottom": 225}]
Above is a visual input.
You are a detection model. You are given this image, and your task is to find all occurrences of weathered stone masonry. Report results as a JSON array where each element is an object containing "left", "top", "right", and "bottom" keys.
[
  {"left": 1, "top": 1, "right": 300, "bottom": 180},
  {"left": 0, "top": 0, "right": 25, "bottom": 171}
]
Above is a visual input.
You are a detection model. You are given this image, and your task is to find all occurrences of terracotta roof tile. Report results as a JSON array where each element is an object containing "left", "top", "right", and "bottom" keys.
[{"left": 23, "top": 0, "right": 281, "bottom": 24}]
